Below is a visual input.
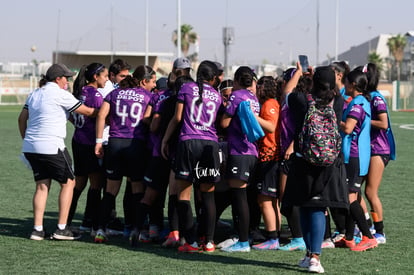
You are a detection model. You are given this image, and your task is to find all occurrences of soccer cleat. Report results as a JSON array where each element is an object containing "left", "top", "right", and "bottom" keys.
[
  {"left": 278, "top": 237, "right": 306, "bottom": 251},
  {"left": 335, "top": 237, "right": 355, "bottom": 248},
  {"left": 202, "top": 241, "right": 216, "bottom": 252},
  {"left": 52, "top": 226, "right": 81, "bottom": 241},
  {"left": 216, "top": 237, "right": 239, "bottom": 249},
  {"left": 129, "top": 229, "right": 139, "bottom": 247},
  {"left": 308, "top": 257, "right": 325, "bottom": 273},
  {"left": 178, "top": 242, "right": 201, "bottom": 253},
  {"left": 374, "top": 233, "right": 386, "bottom": 244},
  {"left": 94, "top": 229, "right": 108, "bottom": 243},
  {"left": 321, "top": 238, "right": 335, "bottom": 249},
  {"left": 106, "top": 217, "right": 124, "bottom": 236},
  {"left": 350, "top": 236, "right": 377, "bottom": 251},
  {"left": 252, "top": 239, "right": 280, "bottom": 250},
  {"left": 79, "top": 220, "right": 92, "bottom": 232},
  {"left": 139, "top": 229, "right": 150, "bottom": 243},
  {"left": 149, "top": 224, "right": 160, "bottom": 241},
  {"left": 369, "top": 225, "right": 376, "bottom": 235},
  {"left": 221, "top": 241, "right": 250, "bottom": 252},
  {"left": 331, "top": 232, "right": 345, "bottom": 244},
  {"left": 298, "top": 255, "right": 311, "bottom": 268},
  {"left": 162, "top": 231, "right": 180, "bottom": 248},
  {"left": 30, "top": 230, "right": 45, "bottom": 241},
  {"left": 123, "top": 225, "right": 132, "bottom": 239}
]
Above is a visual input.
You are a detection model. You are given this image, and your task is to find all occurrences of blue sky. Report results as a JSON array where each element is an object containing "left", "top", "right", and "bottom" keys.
[{"left": 1, "top": 0, "right": 412, "bottom": 66}]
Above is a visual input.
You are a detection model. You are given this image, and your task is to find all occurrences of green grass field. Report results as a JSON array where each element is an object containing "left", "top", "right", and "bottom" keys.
[{"left": 0, "top": 105, "right": 413, "bottom": 274}]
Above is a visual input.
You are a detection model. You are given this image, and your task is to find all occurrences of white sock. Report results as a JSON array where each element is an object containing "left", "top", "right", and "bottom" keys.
[
  {"left": 58, "top": 224, "right": 66, "bottom": 230},
  {"left": 34, "top": 225, "right": 43, "bottom": 231}
]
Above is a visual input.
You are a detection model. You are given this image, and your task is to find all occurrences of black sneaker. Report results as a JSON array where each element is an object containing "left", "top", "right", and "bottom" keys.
[
  {"left": 52, "top": 226, "right": 81, "bottom": 240},
  {"left": 30, "top": 230, "right": 45, "bottom": 240}
]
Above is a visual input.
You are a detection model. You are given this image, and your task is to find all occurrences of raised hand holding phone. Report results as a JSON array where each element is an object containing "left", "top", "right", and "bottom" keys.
[{"left": 299, "top": 55, "right": 309, "bottom": 73}]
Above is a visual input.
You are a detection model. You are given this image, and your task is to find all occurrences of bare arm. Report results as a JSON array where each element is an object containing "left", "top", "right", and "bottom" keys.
[
  {"left": 221, "top": 113, "right": 232, "bottom": 129},
  {"left": 95, "top": 102, "right": 110, "bottom": 158},
  {"left": 18, "top": 108, "right": 29, "bottom": 139},
  {"left": 74, "top": 104, "right": 98, "bottom": 117},
  {"left": 283, "top": 62, "right": 303, "bottom": 95},
  {"left": 150, "top": 113, "right": 161, "bottom": 133},
  {"left": 341, "top": 117, "right": 358, "bottom": 135},
  {"left": 141, "top": 105, "right": 153, "bottom": 125},
  {"left": 371, "top": 112, "right": 388, "bottom": 130},
  {"left": 255, "top": 115, "right": 276, "bottom": 133}
]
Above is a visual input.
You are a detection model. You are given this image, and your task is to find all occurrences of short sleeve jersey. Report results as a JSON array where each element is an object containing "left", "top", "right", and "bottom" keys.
[
  {"left": 225, "top": 89, "right": 260, "bottom": 156},
  {"left": 370, "top": 95, "right": 390, "bottom": 155},
  {"left": 22, "top": 82, "right": 81, "bottom": 154},
  {"left": 105, "top": 87, "right": 152, "bottom": 140},
  {"left": 73, "top": 86, "right": 103, "bottom": 145},
  {"left": 177, "top": 82, "right": 222, "bottom": 142},
  {"left": 345, "top": 104, "right": 366, "bottom": 157},
  {"left": 258, "top": 98, "right": 281, "bottom": 162}
]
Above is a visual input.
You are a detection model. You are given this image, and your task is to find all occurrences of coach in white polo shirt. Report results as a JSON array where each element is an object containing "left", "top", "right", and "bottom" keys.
[{"left": 18, "top": 63, "right": 97, "bottom": 241}]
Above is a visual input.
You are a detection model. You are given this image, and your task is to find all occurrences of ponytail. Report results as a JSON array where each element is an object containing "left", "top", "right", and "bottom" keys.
[{"left": 73, "top": 65, "right": 88, "bottom": 99}]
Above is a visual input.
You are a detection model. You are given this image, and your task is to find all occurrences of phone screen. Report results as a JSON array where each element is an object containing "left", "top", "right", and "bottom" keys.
[{"left": 299, "top": 55, "right": 309, "bottom": 72}]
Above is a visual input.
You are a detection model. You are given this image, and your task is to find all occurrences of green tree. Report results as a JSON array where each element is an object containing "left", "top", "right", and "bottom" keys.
[
  {"left": 387, "top": 34, "right": 407, "bottom": 81},
  {"left": 172, "top": 24, "right": 198, "bottom": 57},
  {"left": 367, "top": 52, "right": 384, "bottom": 73}
]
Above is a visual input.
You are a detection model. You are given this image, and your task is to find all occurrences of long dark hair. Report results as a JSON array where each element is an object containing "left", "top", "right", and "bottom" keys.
[
  {"left": 346, "top": 69, "right": 370, "bottom": 101},
  {"left": 331, "top": 61, "right": 350, "bottom": 84},
  {"left": 73, "top": 63, "right": 105, "bottom": 99},
  {"left": 357, "top": 63, "right": 379, "bottom": 92},
  {"left": 132, "top": 65, "right": 155, "bottom": 87},
  {"left": 195, "top": 60, "right": 218, "bottom": 105},
  {"left": 311, "top": 66, "right": 336, "bottom": 106},
  {"left": 234, "top": 66, "right": 257, "bottom": 89}
]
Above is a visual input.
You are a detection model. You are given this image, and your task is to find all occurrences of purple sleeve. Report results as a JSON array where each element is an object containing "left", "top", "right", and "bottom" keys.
[{"left": 347, "top": 104, "right": 364, "bottom": 121}]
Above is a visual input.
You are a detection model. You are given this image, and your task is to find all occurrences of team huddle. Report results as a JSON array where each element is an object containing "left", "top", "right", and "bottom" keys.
[{"left": 18, "top": 57, "right": 394, "bottom": 274}]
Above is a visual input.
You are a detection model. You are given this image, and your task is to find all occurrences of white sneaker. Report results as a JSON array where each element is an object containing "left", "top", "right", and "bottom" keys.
[
  {"left": 308, "top": 257, "right": 324, "bottom": 273},
  {"left": 216, "top": 237, "right": 239, "bottom": 249},
  {"left": 321, "top": 238, "right": 335, "bottom": 249},
  {"left": 298, "top": 256, "right": 310, "bottom": 268}
]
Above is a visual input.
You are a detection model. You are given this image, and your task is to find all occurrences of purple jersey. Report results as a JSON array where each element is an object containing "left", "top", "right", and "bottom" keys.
[
  {"left": 370, "top": 95, "right": 390, "bottom": 155},
  {"left": 73, "top": 86, "right": 103, "bottom": 145},
  {"left": 346, "top": 104, "right": 366, "bottom": 157},
  {"left": 105, "top": 87, "right": 152, "bottom": 140},
  {"left": 280, "top": 100, "right": 296, "bottom": 155},
  {"left": 225, "top": 89, "right": 260, "bottom": 156},
  {"left": 177, "top": 82, "right": 222, "bottom": 142}
]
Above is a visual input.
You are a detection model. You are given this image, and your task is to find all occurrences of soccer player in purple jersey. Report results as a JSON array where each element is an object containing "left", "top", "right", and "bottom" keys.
[
  {"left": 340, "top": 69, "right": 377, "bottom": 252},
  {"left": 161, "top": 60, "right": 222, "bottom": 253},
  {"left": 67, "top": 63, "right": 108, "bottom": 232},
  {"left": 360, "top": 63, "right": 395, "bottom": 244},
  {"left": 94, "top": 65, "right": 155, "bottom": 244},
  {"left": 220, "top": 66, "right": 260, "bottom": 252}
]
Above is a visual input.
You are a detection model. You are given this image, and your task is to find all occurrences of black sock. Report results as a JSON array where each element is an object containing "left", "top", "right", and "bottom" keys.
[
  {"left": 374, "top": 221, "right": 384, "bottom": 235},
  {"left": 350, "top": 201, "right": 373, "bottom": 238},
  {"left": 168, "top": 195, "right": 179, "bottom": 231},
  {"left": 131, "top": 193, "right": 145, "bottom": 228},
  {"left": 267, "top": 230, "right": 278, "bottom": 240},
  {"left": 330, "top": 207, "right": 347, "bottom": 234},
  {"left": 231, "top": 188, "right": 249, "bottom": 242},
  {"left": 68, "top": 188, "right": 83, "bottom": 226},
  {"left": 86, "top": 188, "right": 101, "bottom": 230},
  {"left": 99, "top": 192, "right": 115, "bottom": 229},
  {"left": 201, "top": 192, "right": 216, "bottom": 243},
  {"left": 287, "top": 206, "right": 303, "bottom": 238},
  {"left": 324, "top": 211, "right": 331, "bottom": 239},
  {"left": 177, "top": 200, "right": 195, "bottom": 244},
  {"left": 123, "top": 181, "right": 133, "bottom": 226},
  {"left": 247, "top": 184, "right": 261, "bottom": 230},
  {"left": 136, "top": 202, "right": 151, "bottom": 230}
]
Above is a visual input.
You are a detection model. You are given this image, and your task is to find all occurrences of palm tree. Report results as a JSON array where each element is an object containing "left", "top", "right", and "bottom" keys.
[
  {"left": 387, "top": 34, "right": 407, "bottom": 82},
  {"left": 172, "top": 24, "right": 198, "bottom": 58},
  {"left": 367, "top": 52, "right": 384, "bottom": 73}
]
